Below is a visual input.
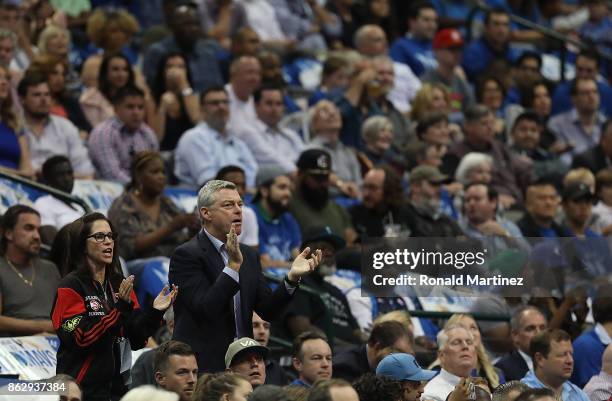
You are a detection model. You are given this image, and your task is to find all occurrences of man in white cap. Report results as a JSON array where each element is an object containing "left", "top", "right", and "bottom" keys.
[
  {"left": 377, "top": 353, "right": 437, "bottom": 401},
  {"left": 225, "top": 337, "right": 268, "bottom": 388}
]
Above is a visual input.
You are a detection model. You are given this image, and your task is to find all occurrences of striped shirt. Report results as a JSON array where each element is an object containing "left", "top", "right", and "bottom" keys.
[{"left": 88, "top": 117, "right": 158, "bottom": 183}]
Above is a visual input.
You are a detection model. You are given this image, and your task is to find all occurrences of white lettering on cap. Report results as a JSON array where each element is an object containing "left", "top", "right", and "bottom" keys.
[{"left": 317, "top": 155, "right": 329, "bottom": 169}]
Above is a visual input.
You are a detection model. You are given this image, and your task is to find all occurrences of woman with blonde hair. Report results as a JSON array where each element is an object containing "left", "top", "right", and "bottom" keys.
[
  {"left": 410, "top": 83, "right": 451, "bottom": 123},
  {"left": 429, "top": 313, "right": 503, "bottom": 389}
]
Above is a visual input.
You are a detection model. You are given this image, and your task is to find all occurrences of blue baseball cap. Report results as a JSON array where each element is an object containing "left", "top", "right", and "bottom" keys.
[{"left": 376, "top": 353, "right": 437, "bottom": 382}]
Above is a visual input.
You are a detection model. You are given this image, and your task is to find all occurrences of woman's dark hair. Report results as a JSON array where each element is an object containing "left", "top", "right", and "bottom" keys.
[
  {"left": 353, "top": 373, "right": 402, "bottom": 401},
  {"left": 98, "top": 52, "right": 135, "bottom": 101},
  {"left": 151, "top": 52, "right": 193, "bottom": 105},
  {"left": 129, "top": 150, "right": 164, "bottom": 190},
  {"left": 71, "top": 213, "right": 124, "bottom": 289},
  {"left": 520, "top": 80, "right": 552, "bottom": 109},
  {"left": 49, "top": 219, "right": 81, "bottom": 277},
  {"left": 475, "top": 75, "right": 507, "bottom": 104}
]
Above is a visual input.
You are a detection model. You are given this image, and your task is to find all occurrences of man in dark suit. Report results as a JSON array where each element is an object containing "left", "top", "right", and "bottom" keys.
[
  {"left": 572, "top": 119, "right": 612, "bottom": 173},
  {"left": 495, "top": 305, "right": 548, "bottom": 381},
  {"left": 169, "top": 180, "right": 322, "bottom": 372},
  {"left": 333, "top": 320, "right": 414, "bottom": 382}
]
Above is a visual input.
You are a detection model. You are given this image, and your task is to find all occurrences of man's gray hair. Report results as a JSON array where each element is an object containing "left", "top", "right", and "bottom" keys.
[
  {"left": 510, "top": 305, "right": 545, "bottom": 331},
  {"left": 197, "top": 180, "right": 237, "bottom": 210},
  {"left": 455, "top": 152, "right": 493, "bottom": 184},
  {"left": 437, "top": 324, "right": 473, "bottom": 351},
  {"left": 362, "top": 115, "right": 392, "bottom": 143}
]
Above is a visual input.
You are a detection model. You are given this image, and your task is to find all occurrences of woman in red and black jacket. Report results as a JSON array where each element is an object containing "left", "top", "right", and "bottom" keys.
[{"left": 51, "top": 212, "right": 177, "bottom": 401}]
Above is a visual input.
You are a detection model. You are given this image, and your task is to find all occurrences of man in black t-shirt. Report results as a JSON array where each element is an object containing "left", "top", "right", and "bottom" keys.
[{"left": 284, "top": 226, "right": 366, "bottom": 345}]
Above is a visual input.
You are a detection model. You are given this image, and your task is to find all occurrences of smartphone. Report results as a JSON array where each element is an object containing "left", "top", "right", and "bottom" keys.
[{"left": 467, "top": 382, "right": 476, "bottom": 401}]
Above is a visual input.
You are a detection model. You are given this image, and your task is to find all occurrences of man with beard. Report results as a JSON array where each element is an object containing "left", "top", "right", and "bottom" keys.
[
  {"left": 154, "top": 340, "right": 198, "bottom": 401},
  {"left": 349, "top": 165, "right": 412, "bottom": 239},
  {"left": 0, "top": 205, "right": 59, "bottom": 336},
  {"left": 284, "top": 226, "right": 366, "bottom": 345},
  {"left": 252, "top": 166, "right": 301, "bottom": 268},
  {"left": 289, "top": 149, "right": 358, "bottom": 244},
  {"left": 19, "top": 73, "right": 94, "bottom": 178},
  {"left": 405, "top": 165, "right": 464, "bottom": 237}
]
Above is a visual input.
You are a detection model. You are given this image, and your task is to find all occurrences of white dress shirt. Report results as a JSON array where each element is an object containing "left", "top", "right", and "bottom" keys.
[{"left": 422, "top": 369, "right": 461, "bottom": 401}]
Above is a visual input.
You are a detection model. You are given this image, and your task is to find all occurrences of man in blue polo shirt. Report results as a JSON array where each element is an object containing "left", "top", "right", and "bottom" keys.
[
  {"left": 521, "top": 329, "right": 590, "bottom": 401},
  {"left": 252, "top": 166, "right": 301, "bottom": 269},
  {"left": 390, "top": 1, "right": 438, "bottom": 76}
]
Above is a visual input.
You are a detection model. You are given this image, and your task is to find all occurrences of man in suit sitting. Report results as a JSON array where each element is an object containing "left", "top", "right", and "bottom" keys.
[
  {"left": 572, "top": 119, "right": 612, "bottom": 174},
  {"left": 495, "top": 306, "right": 548, "bottom": 381},
  {"left": 169, "top": 180, "right": 322, "bottom": 372}
]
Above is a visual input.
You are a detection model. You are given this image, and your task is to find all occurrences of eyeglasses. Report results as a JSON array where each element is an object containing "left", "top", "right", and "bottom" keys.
[
  {"left": 204, "top": 99, "right": 229, "bottom": 106},
  {"left": 87, "top": 232, "right": 117, "bottom": 242}
]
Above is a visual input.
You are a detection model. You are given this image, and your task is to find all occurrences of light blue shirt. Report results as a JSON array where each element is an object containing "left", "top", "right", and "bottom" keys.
[
  {"left": 174, "top": 122, "right": 258, "bottom": 188},
  {"left": 547, "top": 109, "right": 607, "bottom": 166},
  {"left": 521, "top": 370, "right": 591, "bottom": 401},
  {"left": 203, "top": 228, "right": 245, "bottom": 338}
]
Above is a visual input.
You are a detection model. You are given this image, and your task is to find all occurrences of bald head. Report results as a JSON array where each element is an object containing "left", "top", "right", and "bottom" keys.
[
  {"left": 354, "top": 25, "right": 388, "bottom": 57},
  {"left": 230, "top": 56, "right": 262, "bottom": 97},
  {"left": 603, "top": 344, "right": 612, "bottom": 374}
]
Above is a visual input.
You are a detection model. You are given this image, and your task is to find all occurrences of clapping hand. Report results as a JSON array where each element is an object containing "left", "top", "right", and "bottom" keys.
[
  {"left": 287, "top": 247, "right": 322, "bottom": 282},
  {"left": 153, "top": 284, "right": 179, "bottom": 311},
  {"left": 117, "top": 275, "right": 135, "bottom": 303},
  {"left": 226, "top": 225, "right": 243, "bottom": 271}
]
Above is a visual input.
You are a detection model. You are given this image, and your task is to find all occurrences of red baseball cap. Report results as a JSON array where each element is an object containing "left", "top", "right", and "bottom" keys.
[{"left": 433, "top": 28, "right": 464, "bottom": 50}]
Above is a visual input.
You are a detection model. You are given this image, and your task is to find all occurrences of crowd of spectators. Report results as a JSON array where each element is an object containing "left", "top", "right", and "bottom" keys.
[{"left": 1, "top": 0, "right": 612, "bottom": 400}]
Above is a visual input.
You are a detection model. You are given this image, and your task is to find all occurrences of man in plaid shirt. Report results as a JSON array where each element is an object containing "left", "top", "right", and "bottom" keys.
[{"left": 88, "top": 86, "right": 159, "bottom": 183}]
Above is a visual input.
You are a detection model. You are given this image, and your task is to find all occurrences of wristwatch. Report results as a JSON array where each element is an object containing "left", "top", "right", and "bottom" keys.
[
  {"left": 181, "top": 87, "right": 194, "bottom": 97},
  {"left": 284, "top": 275, "right": 301, "bottom": 287}
]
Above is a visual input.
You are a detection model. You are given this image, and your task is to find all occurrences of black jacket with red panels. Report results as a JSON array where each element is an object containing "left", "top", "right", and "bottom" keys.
[{"left": 51, "top": 272, "right": 164, "bottom": 401}]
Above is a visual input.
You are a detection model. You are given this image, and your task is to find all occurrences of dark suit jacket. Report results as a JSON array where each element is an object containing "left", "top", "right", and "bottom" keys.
[
  {"left": 332, "top": 344, "right": 371, "bottom": 382},
  {"left": 494, "top": 350, "right": 529, "bottom": 382},
  {"left": 572, "top": 145, "right": 608, "bottom": 174},
  {"left": 169, "top": 231, "right": 293, "bottom": 372}
]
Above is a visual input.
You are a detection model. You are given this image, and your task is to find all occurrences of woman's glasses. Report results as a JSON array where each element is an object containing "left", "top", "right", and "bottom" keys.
[{"left": 87, "top": 232, "right": 117, "bottom": 242}]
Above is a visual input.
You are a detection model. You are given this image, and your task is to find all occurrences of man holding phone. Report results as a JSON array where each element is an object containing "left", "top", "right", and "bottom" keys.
[{"left": 422, "top": 325, "right": 477, "bottom": 401}]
